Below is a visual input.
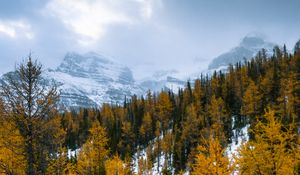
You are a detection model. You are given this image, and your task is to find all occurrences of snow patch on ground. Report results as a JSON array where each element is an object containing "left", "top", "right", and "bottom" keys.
[
  {"left": 226, "top": 117, "right": 250, "bottom": 159},
  {"left": 132, "top": 130, "right": 174, "bottom": 175},
  {"left": 226, "top": 117, "right": 250, "bottom": 175},
  {"left": 68, "top": 148, "right": 80, "bottom": 159}
]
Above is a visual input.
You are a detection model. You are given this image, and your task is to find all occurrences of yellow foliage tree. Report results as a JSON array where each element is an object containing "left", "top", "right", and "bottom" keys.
[
  {"left": 105, "top": 155, "right": 131, "bottom": 175},
  {"left": 276, "top": 73, "right": 299, "bottom": 122},
  {"left": 65, "top": 162, "right": 78, "bottom": 175},
  {"left": 1, "top": 57, "right": 62, "bottom": 174},
  {"left": 0, "top": 99, "right": 26, "bottom": 174},
  {"left": 192, "top": 136, "right": 235, "bottom": 175},
  {"left": 193, "top": 79, "right": 204, "bottom": 114},
  {"left": 241, "top": 80, "right": 261, "bottom": 117},
  {"left": 0, "top": 118, "right": 26, "bottom": 175},
  {"left": 237, "top": 108, "right": 299, "bottom": 175},
  {"left": 156, "top": 91, "right": 173, "bottom": 133},
  {"left": 208, "top": 95, "right": 226, "bottom": 141},
  {"left": 77, "top": 120, "right": 109, "bottom": 174},
  {"left": 46, "top": 146, "right": 69, "bottom": 175}
]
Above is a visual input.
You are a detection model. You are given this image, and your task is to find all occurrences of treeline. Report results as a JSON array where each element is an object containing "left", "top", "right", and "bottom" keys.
[{"left": 0, "top": 40, "right": 300, "bottom": 174}]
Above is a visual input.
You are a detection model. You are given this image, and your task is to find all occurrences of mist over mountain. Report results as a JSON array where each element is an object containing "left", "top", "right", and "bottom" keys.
[
  {"left": 138, "top": 69, "right": 186, "bottom": 93},
  {"left": 208, "top": 35, "right": 275, "bottom": 70}
]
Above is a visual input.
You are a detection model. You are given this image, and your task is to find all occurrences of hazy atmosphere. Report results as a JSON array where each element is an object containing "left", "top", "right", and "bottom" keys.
[{"left": 0, "top": 0, "right": 300, "bottom": 79}]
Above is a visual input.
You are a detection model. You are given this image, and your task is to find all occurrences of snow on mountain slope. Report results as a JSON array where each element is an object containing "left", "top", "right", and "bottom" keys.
[{"left": 45, "top": 52, "right": 144, "bottom": 109}]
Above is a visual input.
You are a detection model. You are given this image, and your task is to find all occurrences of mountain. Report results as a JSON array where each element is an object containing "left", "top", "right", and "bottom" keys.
[
  {"left": 207, "top": 35, "right": 275, "bottom": 72},
  {"left": 45, "top": 52, "right": 144, "bottom": 109},
  {"left": 0, "top": 52, "right": 187, "bottom": 110},
  {"left": 138, "top": 70, "right": 186, "bottom": 93},
  {"left": 46, "top": 53, "right": 187, "bottom": 109}
]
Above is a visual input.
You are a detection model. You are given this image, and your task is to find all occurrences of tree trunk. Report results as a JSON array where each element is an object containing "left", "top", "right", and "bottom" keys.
[{"left": 25, "top": 124, "right": 35, "bottom": 175}]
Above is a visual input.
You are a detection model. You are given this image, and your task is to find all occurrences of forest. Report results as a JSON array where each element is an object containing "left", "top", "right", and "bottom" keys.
[{"left": 0, "top": 40, "right": 300, "bottom": 175}]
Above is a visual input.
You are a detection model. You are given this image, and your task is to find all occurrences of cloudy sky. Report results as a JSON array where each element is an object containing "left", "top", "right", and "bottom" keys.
[{"left": 0, "top": 0, "right": 299, "bottom": 79}]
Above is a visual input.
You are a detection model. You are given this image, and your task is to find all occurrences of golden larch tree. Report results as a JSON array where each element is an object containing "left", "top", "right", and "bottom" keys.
[
  {"left": 237, "top": 108, "right": 299, "bottom": 175},
  {"left": 105, "top": 154, "right": 132, "bottom": 175},
  {"left": 0, "top": 57, "right": 62, "bottom": 174},
  {"left": 0, "top": 116, "right": 26, "bottom": 174},
  {"left": 156, "top": 91, "right": 173, "bottom": 133},
  {"left": 241, "top": 80, "right": 261, "bottom": 117},
  {"left": 192, "top": 136, "right": 235, "bottom": 175},
  {"left": 208, "top": 95, "right": 226, "bottom": 141},
  {"left": 77, "top": 120, "right": 109, "bottom": 174}
]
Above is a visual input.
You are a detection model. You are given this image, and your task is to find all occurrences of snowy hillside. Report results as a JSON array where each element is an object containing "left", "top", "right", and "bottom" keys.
[{"left": 131, "top": 120, "right": 250, "bottom": 175}]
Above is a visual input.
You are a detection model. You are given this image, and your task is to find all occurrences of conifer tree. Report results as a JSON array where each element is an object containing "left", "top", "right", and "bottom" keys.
[
  {"left": 0, "top": 114, "right": 26, "bottom": 174},
  {"left": 276, "top": 73, "right": 299, "bottom": 123},
  {"left": 77, "top": 120, "right": 109, "bottom": 174},
  {"left": 192, "top": 136, "right": 235, "bottom": 175},
  {"left": 119, "top": 121, "right": 135, "bottom": 158},
  {"left": 46, "top": 147, "right": 68, "bottom": 175},
  {"left": 193, "top": 79, "right": 204, "bottom": 114},
  {"left": 241, "top": 80, "right": 261, "bottom": 118},
  {"left": 207, "top": 95, "right": 226, "bottom": 141},
  {"left": 139, "top": 112, "right": 153, "bottom": 145},
  {"left": 0, "top": 56, "right": 61, "bottom": 174},
  {"left": 180, "top": 105, "right": 201, "bottom": 164},
  {"left": 156, "top": 91, "right": 173, "bottom": 134},
  {"left": 237, "top": 108, "right": 299, "bottom": 175},
  {"left": 105, "top": 155, "right": 132, "bottom": 175}
]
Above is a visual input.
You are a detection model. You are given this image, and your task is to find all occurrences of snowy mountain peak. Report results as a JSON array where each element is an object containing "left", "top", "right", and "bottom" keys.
[
  {"left": 240, "top": 34, "right": 274, "bottom": 50},
  {"left": 241, "top": 36, "right": 265, "bottom": 48},
  {"left": 44, "top": 52, "right": 142, "bottom": 109},
  {"left": 56, "top": 52, "right": 134, "bottom": 84},
  {"left": 208, "top": 35, "right": 276, "bottom": 70}
]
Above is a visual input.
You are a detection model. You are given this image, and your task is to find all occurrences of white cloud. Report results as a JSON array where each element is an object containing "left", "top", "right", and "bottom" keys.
[
  {"left": 0, "top": 20, "right": 34, "bottom": 39},
  {"left": 134, "top": 0, "right": 163, "bottom": 19},
  {"left": 45, "top": 0, "right": 162, "bottom": 45}
]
